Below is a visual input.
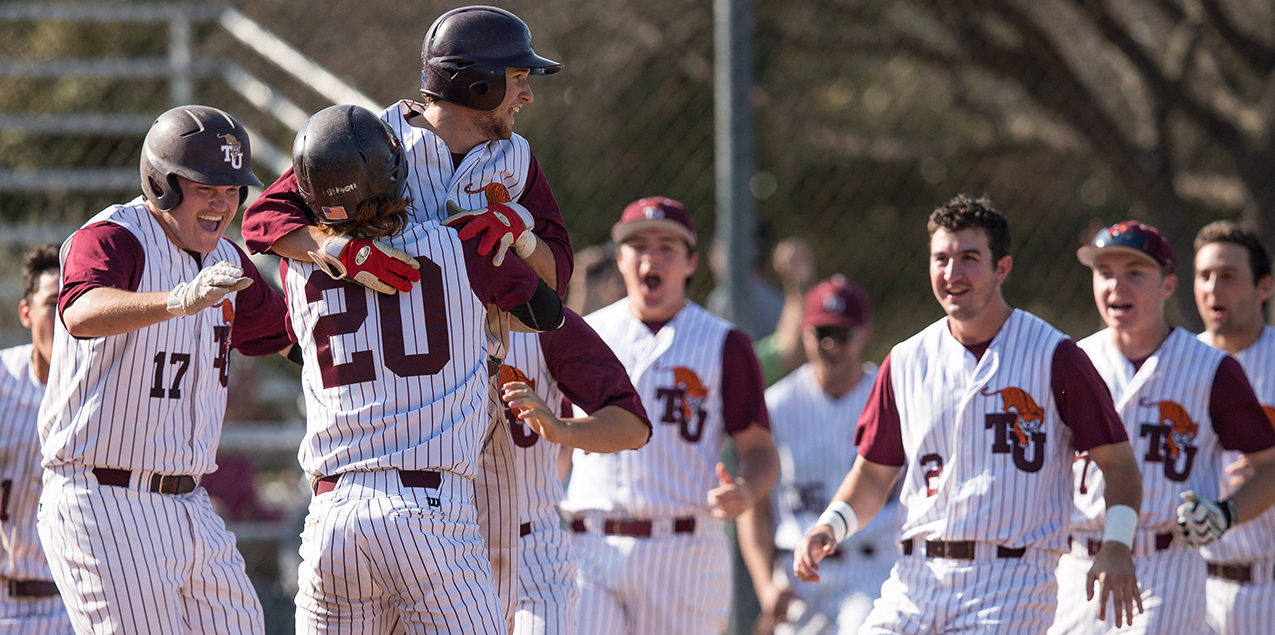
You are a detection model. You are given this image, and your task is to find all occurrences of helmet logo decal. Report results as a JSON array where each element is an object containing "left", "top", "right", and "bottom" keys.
[
  {"left": 323, "top": 183, "right": 359, "bottom": 197},
  {"left": 219, "top": 133, "right": 244, "bottom": 169},
  {"left": 644, "top": 206, "right": 664, "bottom": 219},
  {"left": 322, "top": 206, "right": 348, "bottom": 221}
]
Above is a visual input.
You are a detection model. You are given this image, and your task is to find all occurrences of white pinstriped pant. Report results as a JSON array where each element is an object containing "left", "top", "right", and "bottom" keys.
[
  {"left": 476, "top": 384, "right": 520, "bottom": 634},
  {"left": 0, "top": 589, "right": 74, "bottom": 635},
  {"left": 1206, "top": 564, "right": 1275, "bottom": 635},
  {"left": 860, "top": 544, "right": 1060, "bottom": 634},
  {"left": 572, "top": 517, "right": 730, "bottom": 635},
  {"left": 37, "top": 467, "right": 264, "bottom": 635},
  {"left": 296, "top": 469, "right": 505, "bottom": 635},
  {"left": 513, "top": 514, "right": 578, "bottom": 635},
  {"left": 1049, "top": 547, "right": 1210, "bottom": 635}
]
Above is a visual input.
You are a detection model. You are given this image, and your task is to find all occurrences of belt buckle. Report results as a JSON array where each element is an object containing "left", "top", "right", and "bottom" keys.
[{"left": 6, "top": 579, "right": 16, "bottom": 596}]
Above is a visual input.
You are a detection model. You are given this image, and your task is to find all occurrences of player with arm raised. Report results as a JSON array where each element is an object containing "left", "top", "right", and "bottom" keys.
[
  {"left": 38, "top": 105, "right": 291, "bottom": 634},
  {"left": 796, "top": 195, "right": 1144, "bottom": 634},
  {"left": 1049, "top": 221, "right": 1275, "bottom": 635},
  {"left": 283, "top": 104, "right": 562, "bottom": 635}
]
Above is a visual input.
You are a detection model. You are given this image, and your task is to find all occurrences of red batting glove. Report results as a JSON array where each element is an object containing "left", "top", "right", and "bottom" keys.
[
  {"left": 444, "top": 199, "right": 538, "bottom": 266},
  {"left": 307, "top": 235, "right": 421, "bottom": 294}
]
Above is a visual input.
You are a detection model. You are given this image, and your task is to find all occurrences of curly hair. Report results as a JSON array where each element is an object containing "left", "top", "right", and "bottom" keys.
[
  {"left": 322, "top": 196, "right": 411, "bottom": 240},
  {"left": 1194, "top": 220, "right": 1272, "bottom": 283},
  {"left": 22, "top": 244, "right": 60, "bottom": 301},
  {"left": 927, "top": 194, "right": 1011, "bottom": 263}
]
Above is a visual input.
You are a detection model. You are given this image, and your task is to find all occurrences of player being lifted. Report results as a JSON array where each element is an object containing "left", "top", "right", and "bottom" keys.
[
  {"left": 38, "top": 105, "right": 291, "bottom": 634},
  {"left": 1049, "top": 221, "right": 1275, "bottom": 635},
  {"left": 796, "top": 195, "right": 1145, "bottom": 633},
  {"left": 282, "top": 105, "right": 562, "bottom": 635}
]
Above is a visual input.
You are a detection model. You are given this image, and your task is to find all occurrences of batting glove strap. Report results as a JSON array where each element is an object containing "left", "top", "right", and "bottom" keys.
[
  {"left": 444, "top": 200, "right": 537, "bottom": 266},
  {"left": 1177, "top": 490, "right": 1235, "bottom": 546},
  {"left": 166, "top": 261, "right": 253, "bottom": 316},
  {"left": 307, "top": 235, "right": 421, "bottom": 295}
]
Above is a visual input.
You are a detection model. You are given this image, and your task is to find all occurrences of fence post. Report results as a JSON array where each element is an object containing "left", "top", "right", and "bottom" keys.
[
  {"left": 168, "top": 11, "right": 193, "bottom": 106},
  {"left": 714, "top": 0, "right": 755, "bottom": 336}
]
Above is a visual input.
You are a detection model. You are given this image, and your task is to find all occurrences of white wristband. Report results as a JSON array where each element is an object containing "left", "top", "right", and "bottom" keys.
[
  {"left": 817, "top": 501, "right": 860, "bottom": 544},
  {"left": 1103, "top": 504, "right": 1138, "bottom": 548}
]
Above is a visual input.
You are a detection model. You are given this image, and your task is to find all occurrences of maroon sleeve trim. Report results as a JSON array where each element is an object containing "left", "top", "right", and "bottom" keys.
[
  {"left": 1051, "top": 339, "right": 1128, "bottom": 451},
  {"left": 722, "top": 328, "right": 770, "bottom": 434},
  {"left": 225, "top": 241, "right": 292, "bottom": 356},
  {"left": 515, "top": 152, "right": 572, "bottom": 297},
  {"left": 1211, "top": 355, "right": 1275, "bottom": 453},
  {"left": 540, "top": 309, "right": 650, "bottom": 427},
  {"left": 855, "top": 353, "right": 906, "bottom": 466},
  {"left": 58, "top": 221, "right": 145, "bottom": 317}
]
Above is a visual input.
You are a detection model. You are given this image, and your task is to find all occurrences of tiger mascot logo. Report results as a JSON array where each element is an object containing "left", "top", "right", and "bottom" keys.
[
  {"left": 1138, "top": 397, "right": 1200, "bottom": 482},
  {"left": 981, "top": 386, "right": 1045, "bottom": 447},
  {"left": 655, "top": 366, "right": 709, "bottom": 443},
  {"left": 982, "top": 385, "right": 1047, "bottom": 473},
  {"left": 464, "top": 182, "right": 512, "bottom": 204},
  {"left": 497, "top": 364, "right": 541, "bottom": 448}
]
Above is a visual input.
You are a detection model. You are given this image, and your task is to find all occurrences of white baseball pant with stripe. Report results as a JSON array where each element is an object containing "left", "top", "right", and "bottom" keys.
[
  {"left": 37, "top": 467, "right": 263, "bottom": 634},
  {"left": 1206, "top": 563, "right": 1275, "bottom": 635},
  {"left": 514, "top": 515, "right": 577, "bottom": 635},
  {"left": 476, "top": 384, "right": 521, "bottom": 634}
]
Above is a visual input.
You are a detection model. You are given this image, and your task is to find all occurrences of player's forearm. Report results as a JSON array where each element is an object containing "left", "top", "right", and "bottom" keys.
[
  {"left": 62, "top": 288, "right": 173, "bottom": 338},
  {"left": 828, "top": 458, "right": 899, "bottom": 530},
  {"left": 1087, "top": 442, "right": 1143, "bottom": 512},
  {"left": 1227, "top": 447, "right": 1275, "bottom": 523},
  {"left": 557, "top": 406, "right": 649, "bottom": 453},
  {"left": 520, "top": 239, "right": 558, "bottom": 292},
  {"left": 736, "top": 499, "right": 778, "bottom": 592},
  {"left": 736, "top": 439, "right": 780, "bottom": 506},
  {"left": 268, "top": 225, "right": 328, "bottom": 262}
]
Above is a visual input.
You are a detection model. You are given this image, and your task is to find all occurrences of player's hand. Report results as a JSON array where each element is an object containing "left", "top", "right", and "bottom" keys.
[
  {"left": 792, "top": 525, "right": 837, "bottom": 583},
  {"left": 166, "top": 261, "right": 253, "bottom": 316},
  {"left": 445, "top": 199, "right": 537, "bottom": 267},
  {"left": 307, "top": 235, "right": 420, "bottom": 294},
  {"left": 772, "top": 238, "right": 814, "bottom": 291},
  {"left": 501, "top": 381, "right": 568, "bottom": 444},
  {"left": 1226, "top": 454, "right": 1253, "bottom": 489},
  {"left": 752, "top": 581, "right": 797, "bottom": 634},
  {"left": 1087, "top": 541, "right": 1142, "bottom": 627},
  {"left": 1176, "top": 490, "right": 1235, "bottom": 546},
  {"left": 706, "top": 462, "right": 753, "bottom": 520}
]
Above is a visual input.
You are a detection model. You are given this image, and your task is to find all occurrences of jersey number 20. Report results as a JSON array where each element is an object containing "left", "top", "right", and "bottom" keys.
[{"left": 306, "top": 260, "right": 450, "bottom": 388}]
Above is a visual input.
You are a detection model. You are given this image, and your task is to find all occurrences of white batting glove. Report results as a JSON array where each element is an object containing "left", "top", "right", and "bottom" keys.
[
  {"left": 1176, "top": 490, "right": 1237, "bottom": 546},
  {"left": 444, "top": 199, "right": 537, "bottom": 266},
  {"left": 166, "top": 261, "right": 253, "bottom": 316}
]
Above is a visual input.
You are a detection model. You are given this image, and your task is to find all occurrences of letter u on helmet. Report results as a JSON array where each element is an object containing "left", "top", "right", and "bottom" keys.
[
  {"left": 140, "top": 105, "right": 262, "bottom": 212},
  {"left": 420, "top": 5, "right": 563, "bottom": 111},
  {"left": 292, "top": 104, "right": 408, "bottom": 225}
]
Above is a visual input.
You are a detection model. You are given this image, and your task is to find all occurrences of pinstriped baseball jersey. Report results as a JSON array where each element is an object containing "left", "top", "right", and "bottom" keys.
[
  {"left": 563, "top": 299, "right": 731, "bottom": 518},
  {"left": 40, "top": 198, "right": 257, "bottom": 475},
  {"left": 886, "top": 310, "right": 1079, "bottom": 551},
  {"left": 500, "top": 334, "right": 568, "bottom": 526},
  {"left": 283, "top": 221, "right": 494, "bottom": 480},
  {"left": 766, "top": 362, "right": 877, "bottom": 550},
  {"left": 0, "top": 344, "right": 51, "bottom": 581},
  {"left": 1075, "top": 328, "right": 1230, "bottom": 534},
  {"left": 1201, "top": 325, "right": 1275, "bottom": 562}
]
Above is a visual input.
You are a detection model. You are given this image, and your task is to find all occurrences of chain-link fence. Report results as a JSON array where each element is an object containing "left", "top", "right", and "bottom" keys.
[{"left": 3, "top": 0, "right": 1272, "bottom": 632}]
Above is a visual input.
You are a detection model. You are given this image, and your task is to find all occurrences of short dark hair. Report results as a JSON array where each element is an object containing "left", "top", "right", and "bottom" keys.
[
  {"left": 22, "top": 244, "right": 60, "bottom": 301},
  {"left": 927, "top": 194, "right": 1012, "bottom": 263},
  {"left": 1194, "top": 221, "right": 1272, "bottom": 283}
]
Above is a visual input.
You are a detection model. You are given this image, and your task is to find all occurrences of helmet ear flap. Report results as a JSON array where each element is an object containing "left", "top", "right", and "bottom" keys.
[{"left": 144, "top": 172, "right": 183, "bottom": 212}]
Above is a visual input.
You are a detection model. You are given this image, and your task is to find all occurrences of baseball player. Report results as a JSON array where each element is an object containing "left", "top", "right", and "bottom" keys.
[
  {"left": 1049, "top": 220, "right": 1275, "bottom": 635},
  {"left": 37, "top": 105, "right": 292, "bottom": 634},
  {"left": 283, "top": 104, "right": 562, "bottom": 635},
  {"left": 750, "top": 276, "right": 896, "bottom": 635},
  {"left": 795, "top": 195, "right": 1144, "bottom": 634},
  {"left": 493, "top": 308, "right": 652, "bottom": 635},
  {"left": 240, "top": 10, "right": 571, "bottom": 625},
  {"left": 0, "top": 245, "right": 72, "bottom": 634},
  {"left": 560, "top": 196, "right": 780, "bottom": 635},
  {"left": 1192, "top": 221, "right": 1275, "bottom": 634}
]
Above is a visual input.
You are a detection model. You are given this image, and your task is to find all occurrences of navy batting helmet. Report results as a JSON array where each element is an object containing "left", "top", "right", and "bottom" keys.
[
  {"left": 292, "top": 105, "right": 408, "bottom": 225},
  {"left": 140, "top": 105, "right": 262, "bottom": 212},
  {"left": 420, "top": 6, "right": 563, "bottom": 111}
]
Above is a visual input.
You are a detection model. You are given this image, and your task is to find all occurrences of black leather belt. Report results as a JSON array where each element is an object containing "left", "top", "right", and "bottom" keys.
[
  {"left": 93, "top": 468, "right": 196, "bottom": 495},
  {"left": 6, "top": 578, "right": 59, "bottom": 597},
  {"left": 1071, "top": 532, "right": 1174, "bottom": 557},
  {"left": 1207, "top": 562, "right": 1257, "bottom": 584},
  {"left": 313, "top": 470, "right": 442, "bottom": 495},
  {"left": 902, "top": 539, "right": 1025, "bottom": 560},
  {"left": 570, "top": 517, "right": 696, "bottom": 537}
]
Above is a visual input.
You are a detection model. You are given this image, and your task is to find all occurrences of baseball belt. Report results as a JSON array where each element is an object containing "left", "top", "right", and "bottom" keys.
[
  {"left": 901, "top": 539, "right": 1026, "bottom": 560},
  {"left": 92, "top": 467, "right": 197, "bottom": 495},
  {"left": 4, "top": 578, "right": 60, "bottom": 598},
  {"left": 313, "top": 470, "right": 442, "bottom": 495},
  {"left": 1068, "top": 531, "right": 1175, "bottom": 559},
  {"left": 1206, "top": 561, "right": 1275, "bottom": 584},
  {"left": 570, "top": 517, "right": 696, "bottom": 537}
]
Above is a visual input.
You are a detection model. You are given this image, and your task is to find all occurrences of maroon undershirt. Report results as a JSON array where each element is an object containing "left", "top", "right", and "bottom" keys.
[{"left": 537, "top": 309, "right": 650, "bottom": 432}]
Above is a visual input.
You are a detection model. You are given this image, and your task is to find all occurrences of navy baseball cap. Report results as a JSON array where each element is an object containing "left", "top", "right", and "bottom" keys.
[
  {"left": 1077, "top": 221, "right": 1176, "bottom": 274},
  {"left": 612, "top": 197, "right": 697, "bottom": 249},
  {"left": 802, "top": 275, "right": 870, "bottom": 330}
]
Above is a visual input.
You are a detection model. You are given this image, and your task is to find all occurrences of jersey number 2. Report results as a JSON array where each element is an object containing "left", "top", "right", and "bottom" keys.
[{"left": 306, "top": 260, "right": 450, "bottom": 388}]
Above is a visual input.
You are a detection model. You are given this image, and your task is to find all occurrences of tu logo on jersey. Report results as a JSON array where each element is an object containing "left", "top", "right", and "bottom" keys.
[
  {"left": 212, "top": 299, "right": 235, "bottom": 388},
  {"left": 656, "top": 366, "right": 708, "bottom": 443},
  {"left": 497, "top": 364, "right": 540, "bottom": 448},
  {"left": 464, "top": 182, "right": 512, "bottom": 204},
  {"left": 219, "top": 134, "right": 243, "bottom": 169},
  {"left": 1138, "top": 397, "right": 1198, "bottom": 482},
  {"left": 983, "top": 385, "right": 1047, "bottom": 473}
]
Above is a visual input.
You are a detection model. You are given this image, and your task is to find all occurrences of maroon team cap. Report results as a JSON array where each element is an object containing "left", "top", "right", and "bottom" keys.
[
  {"left": 1077, "top": 220, "right": 1177, "bottom": 274},
  {"left": 802, "top": 275, "right": 870, "bottom": 330},
  {"left": 611, "top": 196, "right": 697, "bottom": 248}
]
